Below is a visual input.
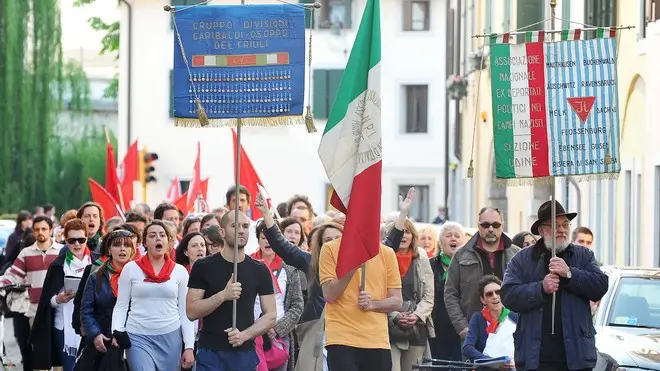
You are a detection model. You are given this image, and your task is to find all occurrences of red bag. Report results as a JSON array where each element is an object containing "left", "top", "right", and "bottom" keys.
[{"left": 255, "top": 336, "right": 289, "bottom": 370}]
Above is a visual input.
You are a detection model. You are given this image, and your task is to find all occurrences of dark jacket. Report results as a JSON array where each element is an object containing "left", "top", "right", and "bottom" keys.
[
  {"left": 4, "top": 230, "right": 23, "bottom": 262},
  {"left": 463, "top": 310, "right": 518, "bottom": 361},
  {"left": 264, "top": 224, "right": 403, "bottom": 323},
  {"left": 80, "top": 266, "right": 116, "bottom": 344},
  {"left": 30, "top": 254, "right": 68, "bottom": 369},
  {"left": 500, "top": 241, "right": 608, "bottom": 370},
  {"left": 430, "top": 257, "right": 461, "bottom": 344},
  {"left": 444, "top": 234, "right": 520, "bottom": 334}
]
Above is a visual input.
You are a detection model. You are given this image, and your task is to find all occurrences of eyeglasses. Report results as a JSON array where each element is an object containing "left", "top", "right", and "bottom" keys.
[
  {"left": 66, "top": 237, "right": 87, "bottom": 245},
  {"left": 484, "top": 289, "right": 501, "bottom": 298},
  {"left": 479, "top": 222, "right": 502, "bottom": 229}
]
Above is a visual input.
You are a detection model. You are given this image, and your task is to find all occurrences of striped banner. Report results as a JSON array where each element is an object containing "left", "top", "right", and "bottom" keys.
[
  {"left": 561, "top": 29, "right": 582, "bottom": 40},
  {"left": 489, "top": 37, "right": 620, "bottom": 181},
  {"left": 191, "top": 53, "right": 290, "bottom": 67},
  {"left": 525, "top": 31, "right": 547, "bottom": 42},
  {"left": 489, "top": 33, "right": 511, "bottom": 44}
]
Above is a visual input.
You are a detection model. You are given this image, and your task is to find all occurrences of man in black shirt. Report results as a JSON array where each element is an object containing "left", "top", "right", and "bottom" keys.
[{"left": 187, "top": 210, "right": 276, "bottom": 371}]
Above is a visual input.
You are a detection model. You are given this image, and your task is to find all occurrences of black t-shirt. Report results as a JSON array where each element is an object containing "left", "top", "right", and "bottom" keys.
[{"left": 188, "top": 253, "right": 274, "bottom": 351}]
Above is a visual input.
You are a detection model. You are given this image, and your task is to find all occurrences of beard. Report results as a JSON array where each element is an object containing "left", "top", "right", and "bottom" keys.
[
  {"left": 36, "top": 235, "right": 48, "bottom": 243},
  {"left": 542, "top": 233, "right": 569, "bottom": 253}
]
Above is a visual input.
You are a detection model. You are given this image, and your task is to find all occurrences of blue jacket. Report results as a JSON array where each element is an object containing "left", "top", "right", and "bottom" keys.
[
  {"left": 501, "top": 241, "right": 608, "bottom": 370},
  {"left": 80, "top": 268, "right": 117, "bottom": 344},
  {"left": 462, "top": 310, "right": 518, "bottom": 360}
]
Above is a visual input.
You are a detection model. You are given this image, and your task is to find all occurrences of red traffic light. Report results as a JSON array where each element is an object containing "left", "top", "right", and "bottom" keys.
[{"left": 144, "top": 152, "right": 159, "bottom": 163}]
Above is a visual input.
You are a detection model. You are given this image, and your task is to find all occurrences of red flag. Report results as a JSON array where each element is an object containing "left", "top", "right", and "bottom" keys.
[
  {"left": 174, "top": 178, "right": 209, "bottom": 214},
  {"left": 186, "top": 142, "right": 202, "bottom": 212},
  {"left": 231, "top": 129, "right": 266, "bottom": 221},
  {"left": 89, "top": 178, "right": 123, "bottom": 219},
  {"left": 119, "top": 140, "right": 139, "bottom": 208},
  {"left": 166, "top": 177, "right": 181, "bottom": 202},
  {"left": 105, "top": 140, "right": 125, "bottom": 212}
]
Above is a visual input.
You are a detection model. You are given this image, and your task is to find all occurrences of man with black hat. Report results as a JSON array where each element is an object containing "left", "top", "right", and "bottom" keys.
[{"left": 501, "top": 200, "right": 608, "bottom": 371}]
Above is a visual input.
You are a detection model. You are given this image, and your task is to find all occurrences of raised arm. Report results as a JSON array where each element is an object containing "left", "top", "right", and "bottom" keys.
[{"left": 383, "top": 188, "right": 415, "bottom": 251}]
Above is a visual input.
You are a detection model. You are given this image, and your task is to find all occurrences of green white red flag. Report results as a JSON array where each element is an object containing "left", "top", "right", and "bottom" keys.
[{"left": 318, "top": 0, "right": 382, "bottom": 278}]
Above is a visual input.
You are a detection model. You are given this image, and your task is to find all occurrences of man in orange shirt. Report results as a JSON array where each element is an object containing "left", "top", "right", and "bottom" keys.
[{"left": 319, "top": 239, "right": 402, "bottom": 371}]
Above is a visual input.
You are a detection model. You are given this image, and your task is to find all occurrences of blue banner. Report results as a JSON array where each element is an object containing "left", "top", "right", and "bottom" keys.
[{"left": 172, "top": 4, "right": 305, "bottom": 125}]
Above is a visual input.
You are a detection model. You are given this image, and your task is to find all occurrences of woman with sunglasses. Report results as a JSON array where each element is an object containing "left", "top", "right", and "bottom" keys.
[
  {"left": 112, "top": 220, "right": 195, "bottom": 370},
  {"left": 31, "top": 218, "right": 94, "bottom": 371},
  {"left": 462, "top": 275, "right": 517, "bottom": 368},
  {"left": 78, "top": 229, "right": 137, "bottom": 367}
]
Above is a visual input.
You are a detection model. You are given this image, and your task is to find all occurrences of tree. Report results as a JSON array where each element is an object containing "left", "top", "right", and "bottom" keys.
[
  {"left": 0, "top": 0, "right": 66, "bottom": 213},
  {"left": 74, "top": 0, "right": 119, "bottom": 99}
]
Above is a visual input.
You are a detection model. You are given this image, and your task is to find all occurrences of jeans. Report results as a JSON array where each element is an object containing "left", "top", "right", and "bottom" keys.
[
  {"left": 196, "top": 348, "right": 259, "bottom": 371},
  {"left": 326, "top": 345, "right": 392, "bottom": 371}
]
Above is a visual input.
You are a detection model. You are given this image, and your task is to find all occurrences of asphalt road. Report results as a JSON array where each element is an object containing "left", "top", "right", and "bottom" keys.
[{"left": 0, "top": 318, "right": 23, "bottom": 371}]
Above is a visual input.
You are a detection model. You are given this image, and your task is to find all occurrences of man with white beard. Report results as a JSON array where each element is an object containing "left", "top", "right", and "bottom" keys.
[{"left": 501, "top": 200, "right": 608, "bottom": 371}]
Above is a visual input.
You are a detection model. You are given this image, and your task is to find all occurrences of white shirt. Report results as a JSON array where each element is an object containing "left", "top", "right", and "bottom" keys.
[
  {"left": 254, "top": 267, "right": 287, "bottom": 321},
  {"left": 111, "top": 261, "right": 195, "bottom": 349}
]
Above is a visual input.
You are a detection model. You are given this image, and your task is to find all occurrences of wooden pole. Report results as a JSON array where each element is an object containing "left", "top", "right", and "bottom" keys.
[{"left": 549, "top": 0, "right": 558, "bottom": 336}]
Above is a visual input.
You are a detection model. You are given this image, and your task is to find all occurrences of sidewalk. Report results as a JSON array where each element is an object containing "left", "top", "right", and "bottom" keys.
[{"left": 1, "top": 318, "right": 22, "bottom": 371}]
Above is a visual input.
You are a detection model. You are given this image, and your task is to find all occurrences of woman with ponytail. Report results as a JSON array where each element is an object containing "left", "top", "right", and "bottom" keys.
[{"left": 111, "top": 220, "right": 195, "bottom": 370}]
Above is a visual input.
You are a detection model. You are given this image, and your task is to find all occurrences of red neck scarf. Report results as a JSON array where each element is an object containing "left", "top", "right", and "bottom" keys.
[
  {"left": 107, "top": 261, "right": 125, "bottom": 297},
  {"left": 481, "top": 306, "right": 510, "bottom": 334},
  {"left": 184, "top": 263, "right": 191, "bottom": 274},
  {"left": 396, "top": 250, "right": 413, "bottom": 277},
  {"left": 250, "top": 250, "right": 283, "bottom": 293},
  {"left": 135, "top": 254, "right": 176, "bottom": 283}
]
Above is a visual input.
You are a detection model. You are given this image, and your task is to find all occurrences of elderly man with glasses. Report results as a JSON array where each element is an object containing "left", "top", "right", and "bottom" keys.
[{"left": 444, "top": 207, "right": 521, "bottom": 341}]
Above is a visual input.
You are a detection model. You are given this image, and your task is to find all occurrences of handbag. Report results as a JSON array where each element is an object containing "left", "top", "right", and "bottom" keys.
[
  {"left": 388, "top": 261, "right": 426, "bottom": 342},
  {"left": 255, "top": 335, "right": 290, "bottom": 370}
]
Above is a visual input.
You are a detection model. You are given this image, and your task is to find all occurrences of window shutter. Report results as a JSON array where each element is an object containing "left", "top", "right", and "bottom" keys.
[
  {"left": 516, "top": 0, "right": 544, "bottom": 43},
  {"left": 403, "top": 0, "right": 412, "bottom": 31},
  {"left": 485, "top": 0, "right": 492, "bottom": 33},
  {"left": 169, "top": 70, "right": 174, "bottom": 118},
  {"left": 313, "top": 70, "right": 329, "bottom": 119},
  {"left": 327, "top": 69, "right": 345, "bottom": 117},
  {"left": 503, "top": 0, "right": 511, "bottom": 32}
]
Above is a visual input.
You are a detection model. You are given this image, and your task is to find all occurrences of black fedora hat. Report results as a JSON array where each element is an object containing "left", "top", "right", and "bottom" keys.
[{"left": 530, "top": 200, "right": 577, "bottom": 235}]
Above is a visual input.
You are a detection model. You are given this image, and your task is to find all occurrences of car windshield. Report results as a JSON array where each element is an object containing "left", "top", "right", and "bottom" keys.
[{"left": 608, "top": 276, "right": 660, "bottom": 329}]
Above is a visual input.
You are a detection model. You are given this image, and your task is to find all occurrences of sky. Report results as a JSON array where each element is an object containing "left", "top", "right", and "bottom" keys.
[{"left": 60, "top": 0, "right": 120, "bottom": 78}]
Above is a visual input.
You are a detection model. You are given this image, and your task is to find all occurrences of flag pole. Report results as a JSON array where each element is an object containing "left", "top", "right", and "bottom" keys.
[
  {"left": 105, "top": 127, "right": 127, "bottom": 212},
  {"left": 549, "top": 0, "right": 558, "bottom": 336}
]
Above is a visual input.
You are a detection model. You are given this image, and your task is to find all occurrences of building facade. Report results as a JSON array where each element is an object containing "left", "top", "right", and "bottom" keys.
[
  {"left": 117, "top": 0, "right": 450, "bottom": 220},
  {"left": 458, "top": 0, "right": 660, "bottom": 266}
]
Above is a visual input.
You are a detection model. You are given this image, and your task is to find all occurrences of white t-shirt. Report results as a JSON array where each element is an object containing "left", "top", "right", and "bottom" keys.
[
  {"left": 254, "top": 267, "right": 287, "bottom": 321},
  {"left": 111, "top": 261, "right": 195, "bottom": 349}
]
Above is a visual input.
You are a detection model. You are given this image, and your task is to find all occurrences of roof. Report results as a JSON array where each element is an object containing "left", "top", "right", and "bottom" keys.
[{"left": 601, "top": 265, "right": 660, "bottom": 277}]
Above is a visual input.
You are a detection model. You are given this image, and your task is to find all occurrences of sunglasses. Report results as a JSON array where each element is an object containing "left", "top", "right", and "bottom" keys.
[
  {"left": 479, "top": 221, "right": 502, "bottom": 229},
  {"left": 484, "top": 289, "right": 501, "bottom": 298},
  {"left": 66, "top": 237, "right": 87, "bottom": 245},
  {"left": 110, "top": 230, "right": 134, "bottom": 238}
]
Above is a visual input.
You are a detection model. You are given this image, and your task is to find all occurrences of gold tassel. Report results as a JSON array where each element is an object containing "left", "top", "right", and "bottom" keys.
[
  {"left": 467, "top": 159, "right": 474, "bottom": 178},
  {"left": 604, "top": 150, "right": 612, "bottom": 165},
  {"left": 305, "top": 106, "right": 316, "bottom": 133},
  {"left": 195, "top": 99, "right": 209, "bottom": 127}
]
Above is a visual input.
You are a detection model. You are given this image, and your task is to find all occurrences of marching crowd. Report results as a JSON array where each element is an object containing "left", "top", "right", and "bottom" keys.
[{"left": 0, "top": 185, "right": 606, "bottom": 371}]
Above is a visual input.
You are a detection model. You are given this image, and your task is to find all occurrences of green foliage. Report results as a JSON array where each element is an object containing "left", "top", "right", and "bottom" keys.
[{"left": 74, "top": 0, "right": 120, "bottom": 99}]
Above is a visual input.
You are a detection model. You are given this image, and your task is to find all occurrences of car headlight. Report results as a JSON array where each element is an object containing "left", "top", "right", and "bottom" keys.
[{"left": 616, "top": 367, "right": 657, "bottom": 371}]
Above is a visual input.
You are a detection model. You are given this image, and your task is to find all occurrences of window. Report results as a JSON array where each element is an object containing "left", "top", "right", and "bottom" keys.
[
  {"left": 404, "top": 85, "right": 428, "bottom": 133},
  {"left": 585, "top": 0, "right": 617, "bottom": 28},
  {"left": 561, "top": 0, "right": 571, "bottom": 30},
  {"left": 516, "top": 0, "right": 543, "bottom": 43},
  {"left": 398, "top": 185, "right": 430, "bottom": 222},
  {"left": 180, "top": 179, "right": 191, "bottom": 194},
  {"left": 403, "top": 0, "right": 430, "bottom": 31},
  {"left": 318, "top": 0, "right": 352, "bottom": 29},
  {"left": 503, "top": 0, "right": 511, "bottom": 31},
  {"left": 609, "top": 277, "right": 660, "bottom": 328},
  {"left": 624, "top": 170, "right": 632, "bottom": 266},
  {"left": 313, "top": 69, "right": 344, "bottom": 119},
  {"left": 485, "top": 0, "right": 492, "bottom": 33},
  {"left": 641, "top": 0, "right": 660, "bottom": 39},
  {"left": 636, "top": 174, "right": 642, "bottom": 265}
]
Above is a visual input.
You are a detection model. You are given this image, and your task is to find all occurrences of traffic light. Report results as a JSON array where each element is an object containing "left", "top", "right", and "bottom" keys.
[{"left": 139, "top": 147, "right": 158, "bottom": 202}]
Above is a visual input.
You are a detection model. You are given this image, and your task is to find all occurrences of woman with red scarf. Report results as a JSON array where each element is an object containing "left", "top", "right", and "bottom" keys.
[
  {"left": 462, "top": 275, "right": 517, "bottom": 367},
  {"left": 111, "top": 221, "right": 195, "bottom": 370},
  {"left": 251, "top": 220, "right": 304, "bottom": 371},
  {"left": 31, "top": 218, "right": 93, "bottom": 371},
  {"left": 78, "top": 229, "right": 137, "bottom": 368}
]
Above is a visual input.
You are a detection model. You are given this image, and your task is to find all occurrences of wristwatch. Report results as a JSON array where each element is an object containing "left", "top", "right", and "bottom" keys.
[{"left": 566, "top": 268, "right": 572, "bottom": 279}]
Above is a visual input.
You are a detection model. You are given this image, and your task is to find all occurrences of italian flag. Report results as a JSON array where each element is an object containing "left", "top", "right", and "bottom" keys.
[
  {"left": 318, "top": 0, "right": 382, "bottom": 278},
  {"left": 490, "top": 42, "right": 550, "bottom": 178}
]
